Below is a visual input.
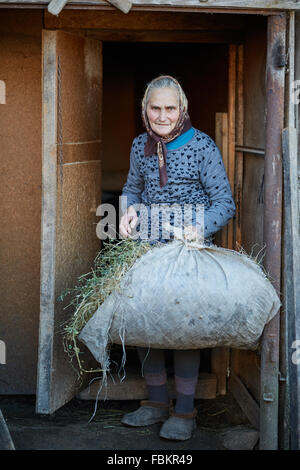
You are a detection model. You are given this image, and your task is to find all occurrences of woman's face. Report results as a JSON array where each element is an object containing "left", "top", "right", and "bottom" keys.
[{"left": 146, "top": 87, "right": 180, "bottom": 137}]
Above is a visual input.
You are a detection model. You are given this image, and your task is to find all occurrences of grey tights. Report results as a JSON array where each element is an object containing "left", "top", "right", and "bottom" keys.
[{"left": 137, "top": 347, "right": 200, "bottom": 414}]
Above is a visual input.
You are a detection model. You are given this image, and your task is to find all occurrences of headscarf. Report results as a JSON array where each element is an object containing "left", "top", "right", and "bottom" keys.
[{"left": 141, "top": 75, "right": 192, "bottom": 187}]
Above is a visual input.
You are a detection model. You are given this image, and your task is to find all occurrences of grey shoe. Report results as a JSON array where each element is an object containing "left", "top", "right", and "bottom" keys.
[
  {"left": 121, "top": 400, "right": 171, "bottom": 427},
  {"left": 159, "top": 408, "right": 197, "bottom": 441}
]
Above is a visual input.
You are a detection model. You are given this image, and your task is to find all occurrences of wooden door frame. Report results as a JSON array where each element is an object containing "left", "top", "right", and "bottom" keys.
[
  {"left": 36, "top": 8, "right": 295, "bottom": 451},
  {"left": 37, "top": 29, "right": 102, "bottom": 414},
  {"left": 282, "top": 11, "right": 300, "bottom": 451},
  {"left": 0, "top": 0, "right": 299, "bottom": 14}
]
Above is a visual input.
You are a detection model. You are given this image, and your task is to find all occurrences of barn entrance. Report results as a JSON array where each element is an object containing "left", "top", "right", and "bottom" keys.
[
  {"left": 99, "top": 39, "right": 229, "bottom": 398},
  {"left": 36, "top": 7, "right": 288, "bottom": 449}
]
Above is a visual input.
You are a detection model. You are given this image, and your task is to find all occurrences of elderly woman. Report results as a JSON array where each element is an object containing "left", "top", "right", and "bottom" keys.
[{"left": 119, "top": 75, "right": 235, "bottom": 441}]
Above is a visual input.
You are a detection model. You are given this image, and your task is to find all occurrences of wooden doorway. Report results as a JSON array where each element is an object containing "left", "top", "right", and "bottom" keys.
[
  {"left": 37, "top": 15, "right": 280, "bottom": 449},
  {"left": 36, "top": 30, "right": 102, "bottom": 414},
  {"left": 37, "top": 31, "right": 242, "bottom": 415}
]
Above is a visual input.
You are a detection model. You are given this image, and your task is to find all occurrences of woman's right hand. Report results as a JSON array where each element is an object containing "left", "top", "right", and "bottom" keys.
[{"left": 119, "top": 206, "right": 139, "bottom": 238}]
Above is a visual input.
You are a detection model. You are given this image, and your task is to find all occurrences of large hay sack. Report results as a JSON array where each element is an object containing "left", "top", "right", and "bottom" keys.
[
  {"left": 78, "top": 239, "right": 281, "bottom": 368},
  {"left": 61, "top": 238, "right": 152, "bottom": 373}
]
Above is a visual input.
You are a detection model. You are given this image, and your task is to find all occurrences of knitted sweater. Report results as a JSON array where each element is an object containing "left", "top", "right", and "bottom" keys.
[{"left": 121, "top": 128, "right": 236, "bottom": 242}]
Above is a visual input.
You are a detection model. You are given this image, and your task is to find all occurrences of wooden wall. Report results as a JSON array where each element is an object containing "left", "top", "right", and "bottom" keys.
[
  {"left": 0, "top": 7, "right": 267, "bottom": 398},
  {"left": 0, "top": 10, "right": 43, "bottom": 393},
  {"left": 242, "top": 18, "right": 266, "bottom": 256},
  {"left": 231, "top": 17, "right": 267, "bottom": 403}
]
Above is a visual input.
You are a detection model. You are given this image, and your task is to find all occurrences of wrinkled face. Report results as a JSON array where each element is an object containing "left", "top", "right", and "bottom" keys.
[{"left": 146, "top": 87, "right": 180, "bottom": 137}]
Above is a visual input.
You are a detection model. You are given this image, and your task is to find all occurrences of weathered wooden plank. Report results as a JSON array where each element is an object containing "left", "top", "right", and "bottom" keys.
[
  {"left": 235, "top": 44, "right": 244, "bottom": 249},
  {"left": 259, "top": 13, "right": 286, "bottom": 451},
  {"left": 287, "top": 12, "right": 296, "bottom": 130},
  {"left": 86, "top": 29, "right": 243, "bottom": 43},
  {"left": 211, "top": 347, "right": 229, "bottom": 395},
  {"left": 279, "top": 12, "right": 296, "bottom": 451},
  {"left": 60, "top": 141, "right": 102, "bottom": 164},
  {"left": 227, "top": 44, "right": 236, "bottom": 250},
  {"left": 37, "top": 30, "right": 58, "bottom": 415},
  {"left": 282, "top": 127, "right": 300, "bottom": 450},
  {"left": 36, "top": 30, "right": 103, "bottom": 415},
  {"left": 296, "top": 12, "right": 300, "bottom": 138},
  {"left": 77, "top": 372, "right": 217, "bottom": 400},
  {"left": 212, "top": 114, "right": 231, "bottom": 398},
  {"left": 44, "top": 9, "right": 248, "bottom": 30},
  {"left": 228, "top": 371, "right": 260, "bottom": 430},
  {"left": 215, "top": 112, "right": 228, "bottom": 248},
  {"left": 1, "top": 0, "right": 299, "bottom": 11}
]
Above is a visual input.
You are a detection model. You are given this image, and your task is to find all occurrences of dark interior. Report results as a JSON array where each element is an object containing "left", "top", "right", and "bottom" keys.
[
  {"left": 102, "top": 41, "right": 229, "bottom": 374},
  {"left": 102, "top": 41, "right": 228, "bottom": 175}
]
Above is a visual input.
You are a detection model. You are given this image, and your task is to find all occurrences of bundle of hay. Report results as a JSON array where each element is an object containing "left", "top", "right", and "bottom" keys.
[
  {"left": 61, "top": 238, "right": 152, "bottom": 374},
  {"left": 79, "top": 238, "right": 280, "bottom": 356},
  {"left": 62, "top": 231, "right": 280, "bottom": 383}
]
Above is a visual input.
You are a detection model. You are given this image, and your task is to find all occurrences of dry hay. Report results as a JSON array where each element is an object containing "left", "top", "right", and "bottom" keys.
[
  {"left": 59, "top": 237, "right": 152, "bottom": 375},
  {"left": 60, "top": 236, "right": 270, "bottom": 376}
]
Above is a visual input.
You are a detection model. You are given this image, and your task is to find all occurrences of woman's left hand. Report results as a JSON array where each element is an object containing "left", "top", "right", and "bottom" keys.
[{"left": 183, "top": 225, "right": 198, "bottom": 242}]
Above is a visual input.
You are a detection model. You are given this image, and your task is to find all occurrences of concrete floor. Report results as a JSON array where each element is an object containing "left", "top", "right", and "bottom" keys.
[{"left": 0, "top": 392, "right": 255, "bottom": 451}]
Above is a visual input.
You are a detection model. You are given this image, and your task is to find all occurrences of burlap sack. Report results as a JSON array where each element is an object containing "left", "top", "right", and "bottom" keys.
[{"left": 79, "top": 239, "right": 280, "bottom": 367}]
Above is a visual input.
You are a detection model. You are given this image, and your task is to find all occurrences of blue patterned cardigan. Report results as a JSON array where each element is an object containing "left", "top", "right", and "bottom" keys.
[{"left": 121, "top": 128, "right": 236, "bottom": 243}]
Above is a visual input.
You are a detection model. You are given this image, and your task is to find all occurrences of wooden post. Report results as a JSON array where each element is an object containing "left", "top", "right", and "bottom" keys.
[
  {"left": 211, "top": 347, "right": 229, "bottom": 395},
  {"left": 227, "top": 44, "right": 236, "bottom": 250},
  {"left": 235, "top": 44, "right": 244, "bottom": 249},
  {"left": 36, "top": 31, "right": 102, "bottom": 415},
  {"left": 279, "top": 11, "right": 296, "bottom": 450},
  {"left": 215, "top": 112, "right": 228, "bottom": 248},
  {"left": 282, "top": 127, "right": 300, "bottom": 450},
  {"left": 259, "top": 13, "right": 286, "bottom": 450}
]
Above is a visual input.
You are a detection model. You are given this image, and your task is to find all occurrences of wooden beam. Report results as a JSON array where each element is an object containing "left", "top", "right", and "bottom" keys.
[
  {"left": 287, "top": 11, "right": 296, "bottom": 129},
  {"left": 77, "top": 372, "right": 217, "bottom": 400},
  {"left": 86, "top": 29, "right": 243, "bottom": 43},
  {"left": 279, "top": 11, "right": 296, "bottom": 451},
  {"left": 0, "top": 4, "right": 281, "bottom": 15},
  {"left": 228, "top": 371, "right": 260, "bottom": 430},
  {"left": 235, "top": 44, "right": 244, "bottom": 249},
  {"left": 37, "top": 30, "right": 58, "bottom": 415},
  {"left": 121, "top": 0, "right": 300, "bottom": 9},
  {"left": 227, "top": 44, "right": 236, "bottom": 250},
  {"left": 44, "top": 9, "right": 249, "bottom": 30},
  {"left": 215, "top": 112, "right": 229, "bottom": 248},
  {"left": 0, "top": 0, "right": 299, "bottom": 11},
  {"left": 36, "top": 30, "right": 103, "bottom": 415},
  {"left": 211, "top": 347, "right": 229, "bottom": 395},
  {"left": 260, "top": 13, "right": 286, "bottom": 451},
  {"left": 282, "top": 127, "right": 300, "bottom": 450}
]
